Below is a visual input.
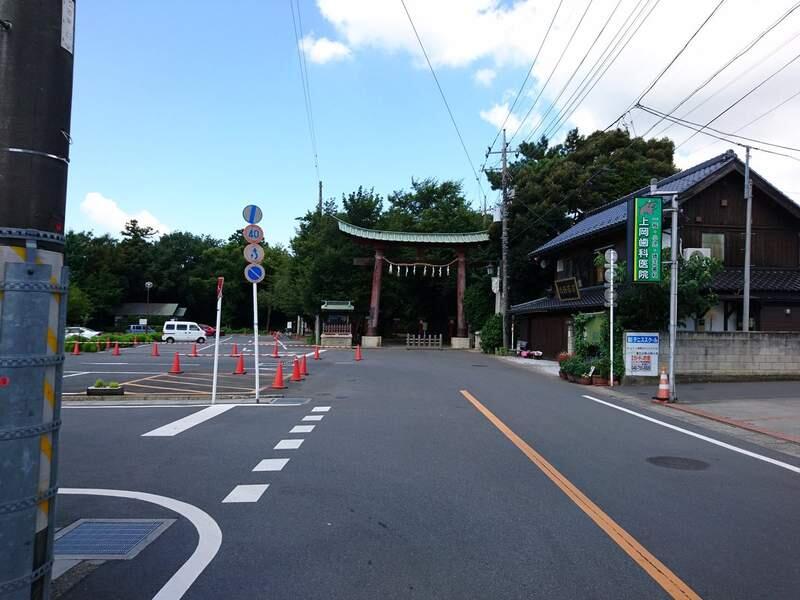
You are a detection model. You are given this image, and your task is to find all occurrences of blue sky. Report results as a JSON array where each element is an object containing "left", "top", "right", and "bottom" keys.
[{"left": 67, "top": 1, "right": 800, "bottom": 247}]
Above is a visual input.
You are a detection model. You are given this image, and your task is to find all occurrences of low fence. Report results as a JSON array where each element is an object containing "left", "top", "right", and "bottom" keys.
[
  {"left": 406, "top": 334, "right": 443, "bottom": 350},
  {"left": 629, "top": 331, "right": 800, "bottom": 381}
]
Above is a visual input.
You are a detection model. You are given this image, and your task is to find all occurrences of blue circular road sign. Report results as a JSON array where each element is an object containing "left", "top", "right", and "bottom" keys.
[
  {"left": 243, "top": 204, "right": 263, "bottom": 224},
  {"left": 244, "top": 263, "right": 266, "bottom": 284}
]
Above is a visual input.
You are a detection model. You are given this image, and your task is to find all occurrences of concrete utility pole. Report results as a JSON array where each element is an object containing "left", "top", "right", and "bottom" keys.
[
  {"left": 743, "top": 146, "right": 752, "bottom": 332},
  {"left": 667, "top": 193, "right": 679, "bottom": 402},
  {"left": 500, "top": 129, "right": 509, "bottom": 350},
  {"left": 318, "top": 180, "right": 323, "bottom": 215},
  {"left": 0, "top": 1, "right": 75, "bottom": 598}
]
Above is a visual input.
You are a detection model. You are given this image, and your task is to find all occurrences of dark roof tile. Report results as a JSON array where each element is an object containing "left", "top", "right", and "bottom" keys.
[{"left": 510, "top": 285, "right": 606, "bottom": 314}]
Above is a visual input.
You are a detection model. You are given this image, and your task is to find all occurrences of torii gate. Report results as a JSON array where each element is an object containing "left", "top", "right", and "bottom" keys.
[{"left": 336, "top": 219, "right": 490, "bottom": 348}]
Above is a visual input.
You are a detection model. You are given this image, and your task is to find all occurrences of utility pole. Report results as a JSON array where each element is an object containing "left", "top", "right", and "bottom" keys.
[
  {"left": 0, "top": 1, "right": 76, "bottom": 598},
  {"left": 500, "top": 129, "right": 510, "bottom": 349},
  {"left": 743, "top": 146, "right": 752, "bottom": 332},
  {"left": 318, "top": 180, "right": 323, "bottom": 215}
]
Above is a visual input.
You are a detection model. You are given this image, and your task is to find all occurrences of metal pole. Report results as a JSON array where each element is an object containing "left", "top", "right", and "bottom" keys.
[
  {"left": 743, "top": 146, "right": 752, "bottom": 332},
  {"left": 609, "top": 257, "right": 614, "bottom": 388},
  {"left": 669, "top": 194, "right": 679, "bottom": 402},
  {"left": 501, "top": 128, "right": 509, "bottom": 349},
  {"left": 318, "top": 180, "right": 323, "bottom": 215},
  {"left": 1, "top": 1, "right": 75, "bottom": 597},
  {"left": 252, "top": 283, "right": 260, "bottom": 403},
  {"left": 211, "top": 292, "right": 222, "bottom": 405}
]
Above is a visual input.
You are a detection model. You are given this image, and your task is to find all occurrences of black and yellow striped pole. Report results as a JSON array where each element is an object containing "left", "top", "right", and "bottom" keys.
[{"left": 0, "top": 1, "right": 75, "bottom": 598}]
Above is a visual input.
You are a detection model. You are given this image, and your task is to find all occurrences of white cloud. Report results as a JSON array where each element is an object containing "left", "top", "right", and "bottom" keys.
[
  {"left": 80, "top": 192, "right": 170, "bottom": 236},
  {"left": 316, "top": 0, "right": 800, "bottom": 200},
  {"left": 474, "top": 68, "right": 496, "bottom": 87},
  {"left": 299, "top": 34, "right": 352, "bottom": 64},
  {"left": 479, "top": 103, "right": 521, "bottom": 134}
]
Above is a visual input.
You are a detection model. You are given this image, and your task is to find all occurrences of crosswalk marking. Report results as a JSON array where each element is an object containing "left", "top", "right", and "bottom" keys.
[
  {"left": 252, "top": 458, "right": 290, "bottom": 472},
  {"left": 222, "top": 484, "right": 269, "bottom": 503},
  {"left": 274, "top": 439, "right": 303, "bottom": 450}
]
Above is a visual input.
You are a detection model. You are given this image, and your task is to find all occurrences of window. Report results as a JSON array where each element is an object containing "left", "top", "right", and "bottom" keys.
[
  {"left": 176, "top": 324, "right": 187, "bottom": 331},
  {"left": 165, "top": 324, "right": 175, "bottom": 331},
  {"left": 701, "top": 233, "right": 725, "bottom": 260},
  {"left": 190, "top": 325, "right": 201, "bottom": 331}
]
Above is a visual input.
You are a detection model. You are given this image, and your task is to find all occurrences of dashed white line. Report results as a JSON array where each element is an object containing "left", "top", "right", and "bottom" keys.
[
  {"left": 290, "top": 425, "right": 315, "bottom": 433},
  {"left": 222, "top": 484, "right": 269, "bottom": 503},
  {"left": 274, "top": 439, "right": 304, "bottom": 450},
  {"left": 311, "top": 406, "right": 331, "bottom": 413},
  {"left": 302, "top": 415, "right": 324, "bottom": 422},
  {"left": 141, "top": 405, "right": 235, "bottom": 437},
  {"left": 252, "top": 458, "right": 290, "bottom": 472},
  {"left": 63, "top": 371, "right": 90, "bottom": 378}
]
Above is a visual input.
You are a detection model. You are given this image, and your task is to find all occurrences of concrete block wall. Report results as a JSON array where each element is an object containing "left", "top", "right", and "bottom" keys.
[{"left": 654, "top": 331, "right": 800, "bottom": 380}]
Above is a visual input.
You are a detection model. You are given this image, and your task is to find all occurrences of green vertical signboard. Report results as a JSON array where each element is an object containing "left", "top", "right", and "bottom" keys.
[{"left": 632, "top": 197, "right": 662, "bottom": 282}]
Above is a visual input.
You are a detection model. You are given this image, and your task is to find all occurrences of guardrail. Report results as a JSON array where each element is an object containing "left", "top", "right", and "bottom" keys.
[{"left": 406, "top": 334, "right": 443, "bottom": 350}]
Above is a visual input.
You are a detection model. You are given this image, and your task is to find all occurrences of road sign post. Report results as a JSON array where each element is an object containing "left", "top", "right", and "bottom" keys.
[
  {"left": 211, "top": 277, "right": 224, "bottom": 405},
  {"left": 242, "top": 208, "right": 264, "bottom": 402}
]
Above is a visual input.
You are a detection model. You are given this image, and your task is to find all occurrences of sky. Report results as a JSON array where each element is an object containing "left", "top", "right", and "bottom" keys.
[{"left": 66, "top": 0, "right": 800, "bottom": 247}]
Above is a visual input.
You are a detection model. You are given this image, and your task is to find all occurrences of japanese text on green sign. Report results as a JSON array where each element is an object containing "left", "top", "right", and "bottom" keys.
[{"left": 633, "top": 197, "right": 662, "bottom": 282}]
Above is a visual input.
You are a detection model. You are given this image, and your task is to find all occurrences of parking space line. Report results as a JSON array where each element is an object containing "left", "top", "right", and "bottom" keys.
[
  {"left": 274, "top": 439, "right": 303, "bottom": 450},
  {"left": 198, "top": 335, "right": 232, "bottom": 352},
  {"left": 302, "top": 415, "right": 324, "bottom": 422},
  {"left": 290, "top": 425, "right": 315, "bottom": 433},
  {"left": 221, "top": 484, "right": 269, "bottom": 503},
  {"left": 125, "top": 382, "right": 210, "bottom": 395},
  {"left": 63, "top": 371, "right": 90, "bottom": 378},
  {"left": 142, "top": 405, "right": 236, "bottom": 437},
  {"left": 311, "top": 406, "right": 331, "bottom": 413},
  {"left": 252, "top": 458, "right": 290, "bottom": 472}
]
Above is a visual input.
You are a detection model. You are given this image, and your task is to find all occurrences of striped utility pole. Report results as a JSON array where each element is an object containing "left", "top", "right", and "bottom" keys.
[{"left": 0, "top": 1, "right": 76, "bottom": 598}]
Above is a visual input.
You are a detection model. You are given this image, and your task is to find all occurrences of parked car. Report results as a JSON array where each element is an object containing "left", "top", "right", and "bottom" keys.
[
  {"left": 65, "top": 326, "right": 101, "bottom": 339},
  {"left": 199, "top": 324, "right": 223, "bottom": 337},
  {"left": 127, "top": 324, "right": 156, "bottom": 334},
  {"left": 162, "top": 321, "right": 206, "bottom": 344}
]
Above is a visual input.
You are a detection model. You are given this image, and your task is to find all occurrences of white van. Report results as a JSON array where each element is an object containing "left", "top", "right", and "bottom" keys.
[{"left": 162, "top": 321, "right": 206, "bottom": 344}]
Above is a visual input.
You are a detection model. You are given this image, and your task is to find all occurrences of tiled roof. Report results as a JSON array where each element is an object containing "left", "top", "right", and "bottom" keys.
[
  {"left": 713, "top": 268, "right": 800, "bottom": 293},
  {"left": 532, "top": 150, "right": 738, "bottom": 256},
  {"left": 336, "top": 218, "right": 489, "bottom": 245},
  {"left": 510, "top": 285, "right": 606, "bottom": 315}
]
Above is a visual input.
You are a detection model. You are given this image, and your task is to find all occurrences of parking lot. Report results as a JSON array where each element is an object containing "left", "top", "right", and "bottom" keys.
[{"left": 63, "top": 334, "right": 330, "bottom": 398}]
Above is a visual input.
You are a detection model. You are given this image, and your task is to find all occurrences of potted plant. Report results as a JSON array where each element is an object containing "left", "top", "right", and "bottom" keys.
[
  {"left": 557, "top": 353, "right": 573, "bottom": 380},
  {"left": 86, "top": 379, "right": 125, "bottom": 396},
  {"left": 577, "top": 364, "right": 593, "bottom": 385},
  {"left": 592, "top": 358, "right": 609, "bottom": 386}
]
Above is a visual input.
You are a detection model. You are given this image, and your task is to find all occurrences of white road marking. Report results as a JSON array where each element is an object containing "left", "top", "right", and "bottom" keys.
[
  {"left": 84, "top": 362, "right": 130, "bottom": 365},
  {"left": 63, "top": 402, "right": 303, "bottom": 409},
  {"left": 63, "top": 371, "right": 90, "bottom": 378},
  {"left": 198, "top": 335, "right": 232, "bottom": 352},
  {"left": 64, "top": 371, "right": 165, "bottom": 375},
  {"left": 311, "top": 406, "right": 331, "bottom": 413},
  {"left": 222, "top": 484, "right": 269, "bottom": 503},
  {"left": 59, "top": 487, "right": 221, "bottom": 600},
  {"left": 274, "top": 439, "right": 304, "bottom": 450},
  {"left": 302, "top": 415, "right": 324, "bottom": 422},
  {"left": 141, "top": 405, "right": 235, "bottom": 437},
  {"left": 253, "top": 458, "right": 290, "bottom": 472},
  {"left": 581, "top": 395, "right": 800, "bottom": 475},
  {"left": 290, "top": 425, "right": 315, "bottom": 433}
]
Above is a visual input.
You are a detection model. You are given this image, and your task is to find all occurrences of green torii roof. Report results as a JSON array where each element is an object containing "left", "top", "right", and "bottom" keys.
[
  {"left": 335, "top": 218, "right": 489, "bottom": 245},
  {"left": 321, "top": 300, "right": 354, "bottom": 312}
]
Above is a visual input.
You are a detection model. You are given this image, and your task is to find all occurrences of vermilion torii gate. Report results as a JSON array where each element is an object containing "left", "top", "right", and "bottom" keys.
[{"left": 336, "top": 219, "right": 490, "bottom": 348}]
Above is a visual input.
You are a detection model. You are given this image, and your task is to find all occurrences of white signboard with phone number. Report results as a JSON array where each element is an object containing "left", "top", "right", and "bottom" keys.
[{"left": 624, "top": 332, "right": 660, "bottom": 376}]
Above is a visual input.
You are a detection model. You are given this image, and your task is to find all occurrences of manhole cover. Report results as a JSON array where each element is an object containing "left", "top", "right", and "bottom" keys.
[
  {"left": 54, "top": 519, "right": 174, "bottom": 560},
  {"left": 646, "top": 456, "right": 709, "bottom": 471}
]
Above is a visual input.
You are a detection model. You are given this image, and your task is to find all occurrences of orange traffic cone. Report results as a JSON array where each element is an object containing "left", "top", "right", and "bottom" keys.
[
  {"left": 355, "top": 345, "right": 363, "bottom": 361},
  {"left": 96, "top": 341, "right": 101, "bottom": 351},
  {"left": 151, "top": 342, "right": 160, "bottom": 357},
  {"left": 168, "top": 352, "right": 183, "bottom": 375},
  {"left": 72, "top": 341, "right": 80, "bottom": 355},
  {"left": 230, "top": 343, "right": 239, "bottom": 357},
  {"left": 189, "top": 343, "right": 199, "bottom": 357},
  {"left": 300, "top": 354, "right": 309, "bottom": 377},
  {"left": 290, "top": 356, "right": 302, "bottom": 382},
  {"left": 105, "top": 338, "right": 111, "bottom": 351},
  {"left": 313, "top": 345, "right": 321, "bottom": 360},
  {"left": 271, "top": 361, "right": 287, "bottom": 389},
  {"left": 232, "top": 353, "right": 246, "bottom": 375},
  {"left": 654, "top": 369, "right": 670, "bottom": 402},
  {"left": 271, "top": 340, "right": 279, "bottom": 358},
  {"left": 112, "top": 342, "right": 121, "bottom": 356}
]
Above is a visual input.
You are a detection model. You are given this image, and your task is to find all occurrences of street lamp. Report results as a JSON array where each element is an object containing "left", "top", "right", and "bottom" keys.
[{"left": 145, "top": 281, "right": 153, "bottom": 304}]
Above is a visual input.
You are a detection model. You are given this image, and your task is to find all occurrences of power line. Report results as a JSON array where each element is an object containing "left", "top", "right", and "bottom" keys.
[
  {"left": 637, "top": 104, "right": 800, "bottom": 152},
  {"left": 539, "top": 0, "right": 656, "bottom": 141},
  {"left": 650, "top": 2, "right": 800, "bottom": 139},
  {"left": 289, "top": 0, "right": 320, "bottom": 182},
  {"left": 509, "top": 0, "right": 595, "bottom": 143},
  {"left": 524, "top": 0, "right": 625, "bottom": 144},
  {"left": 398, "top": 0, "right": 487, "bottom": 204},
  {"left": 480, "top": 0, "right": 565, "bottom": 169},
  {"left": 675, "top": 47, "right": 800, "bottom": 149}
]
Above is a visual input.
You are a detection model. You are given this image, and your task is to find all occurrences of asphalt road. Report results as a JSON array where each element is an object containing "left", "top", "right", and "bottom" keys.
[{"left": 55, "top": 349, "right": 800, "bottom": 599}]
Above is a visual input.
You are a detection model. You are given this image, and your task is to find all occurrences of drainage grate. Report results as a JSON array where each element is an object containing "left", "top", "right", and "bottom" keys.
[{"left": 54, "top": 519, "right": 175, "bottom": 560}]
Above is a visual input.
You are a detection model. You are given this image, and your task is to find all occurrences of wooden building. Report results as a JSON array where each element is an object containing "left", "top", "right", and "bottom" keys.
[{"left": 511, "top": 150, "right": 800, "bottom": 358}]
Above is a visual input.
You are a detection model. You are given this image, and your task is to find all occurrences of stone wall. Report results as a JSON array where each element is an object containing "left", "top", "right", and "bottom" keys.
[{"left": 654, "top": 331, "right": 800, "bottom": 381}]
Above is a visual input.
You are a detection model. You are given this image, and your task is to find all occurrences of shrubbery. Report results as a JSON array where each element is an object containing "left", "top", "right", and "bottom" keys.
[{"left": 479, "top": 314, "right": 503, "bottom": 354}]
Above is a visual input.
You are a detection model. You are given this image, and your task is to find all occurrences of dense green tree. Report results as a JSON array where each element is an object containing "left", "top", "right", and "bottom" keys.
[{"left": 66, "top": 284, "right": 93, "bottom": 325}]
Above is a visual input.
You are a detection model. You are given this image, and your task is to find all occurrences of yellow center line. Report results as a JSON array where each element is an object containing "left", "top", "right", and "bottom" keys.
[{"left": 459, "top": 389, "right": 701, "bottom": 600}]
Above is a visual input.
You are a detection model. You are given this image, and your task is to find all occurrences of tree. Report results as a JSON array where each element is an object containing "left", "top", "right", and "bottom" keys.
[{"left": 66, "top": 284, "right": 93, "bottom": 325}]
